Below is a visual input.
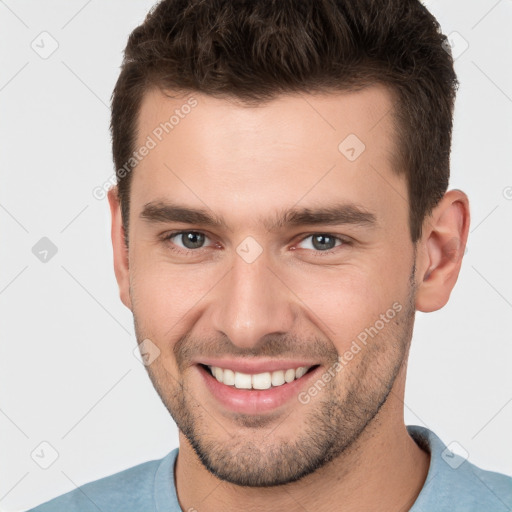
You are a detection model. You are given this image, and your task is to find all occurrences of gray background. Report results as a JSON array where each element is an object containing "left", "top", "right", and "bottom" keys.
[{"left": 1, "top": 1, "right": 511, "bottom": 510}]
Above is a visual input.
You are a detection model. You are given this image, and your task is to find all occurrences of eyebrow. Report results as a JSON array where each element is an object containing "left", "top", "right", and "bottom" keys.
[{"left": 139, "top": 201, "right": 377, "bottom": 231}]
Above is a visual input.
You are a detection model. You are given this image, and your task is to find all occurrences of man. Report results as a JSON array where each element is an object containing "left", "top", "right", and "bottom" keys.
[{"left": 28, "top": 0, "right": 512, "bottom": 510}]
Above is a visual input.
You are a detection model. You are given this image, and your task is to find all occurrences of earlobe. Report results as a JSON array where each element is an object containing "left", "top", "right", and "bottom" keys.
[
  {"left": 107, "top": 186, "right": 132, "bottom": 311},
  {"left": 415, "top": 189, "right": 470, "bottom": 312}
]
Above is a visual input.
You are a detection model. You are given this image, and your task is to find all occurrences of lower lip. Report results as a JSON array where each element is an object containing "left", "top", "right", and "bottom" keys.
[{"left": 197, "top": 364, "right": 322, "bottom": 414}]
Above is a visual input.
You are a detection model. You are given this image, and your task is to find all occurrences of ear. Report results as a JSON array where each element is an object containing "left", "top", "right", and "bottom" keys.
[
  {"left": 108, "top": 186, "right": 132, "bottom": 311},
  {"left": 415, "top": 189, "right": 470, "bottom": 312}
]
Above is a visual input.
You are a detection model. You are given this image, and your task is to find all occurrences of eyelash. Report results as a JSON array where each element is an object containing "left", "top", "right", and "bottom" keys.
[{"left": 161, "top": 230, "right": 351, "bottom": 257}]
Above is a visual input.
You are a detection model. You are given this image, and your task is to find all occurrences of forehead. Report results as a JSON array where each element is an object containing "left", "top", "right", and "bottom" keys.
[
  {"left": 137, "top": 85, "right": 396, "bottom": 154},
  {"left": 131, "top": 85, "right": 406, "bottom": 231}
]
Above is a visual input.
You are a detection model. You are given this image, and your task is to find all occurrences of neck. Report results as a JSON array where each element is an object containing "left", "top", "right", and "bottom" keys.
[{"left": 174, "top": 378, "right": 430, "bottom": 511}]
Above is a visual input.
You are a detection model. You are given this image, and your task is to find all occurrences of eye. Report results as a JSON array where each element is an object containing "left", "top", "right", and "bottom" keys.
[
  {"left": 295, "top": 234, "right": 346, "bottom": 253},
  {"left": 161, "top": 231, "right": 349, "bottom": 257},
  {"left": 165, "top": 231, "right": 213, "bottom": 251}
]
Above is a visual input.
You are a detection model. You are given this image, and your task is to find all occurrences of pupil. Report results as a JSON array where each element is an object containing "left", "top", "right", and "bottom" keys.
[
  {"left": 312, "top": 234, "right": 335, "bottom": 251},
  {"left": 182, "top": 232, "right": 204, "bottom": 249}
]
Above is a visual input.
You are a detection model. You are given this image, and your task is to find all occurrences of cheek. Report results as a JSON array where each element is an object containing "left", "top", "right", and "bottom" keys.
[
  {"left": 129, "top": 252, "right": 217, "bottom": 338},
  {"left": 129, "top": 233, "right": 412, "bottom": 353},
  {"left": 286, "top": 259, "right": 410, "bottom": 349}
]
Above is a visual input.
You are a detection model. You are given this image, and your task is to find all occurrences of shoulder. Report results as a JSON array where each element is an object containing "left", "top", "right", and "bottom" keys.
[
  {"left": 408, "top": 425, "right": 512, "bottom": 511},
  {"left": 438, "top": 461, "right": 512, "bottom": 510},
  {"left": 461, "top": 463, "right": 512, "bottom": 509},
  {"left": 25, "top": 449, "right": 179, "bottom": 512}
]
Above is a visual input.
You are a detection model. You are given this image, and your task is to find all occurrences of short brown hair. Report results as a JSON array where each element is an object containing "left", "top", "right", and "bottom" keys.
[{"left": 111, "top": 0, "right": 458, "bottom": 244}]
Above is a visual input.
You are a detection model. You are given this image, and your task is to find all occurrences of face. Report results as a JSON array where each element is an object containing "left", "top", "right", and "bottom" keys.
[{"left": 117, "top": 86, "right": 419, "bottom": 486}]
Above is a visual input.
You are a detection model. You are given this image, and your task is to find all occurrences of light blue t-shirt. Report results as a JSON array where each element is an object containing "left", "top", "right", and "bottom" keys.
[{"left": 26, "top": 425, "right": 512, "bottom": 511}]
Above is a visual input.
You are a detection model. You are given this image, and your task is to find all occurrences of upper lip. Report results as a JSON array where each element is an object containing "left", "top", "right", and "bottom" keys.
[{"left": 196, "top": 358, "right": 319, "bottom": 374}]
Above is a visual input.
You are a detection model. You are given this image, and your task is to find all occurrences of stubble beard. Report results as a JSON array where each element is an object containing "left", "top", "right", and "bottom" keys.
[{"left": 133, "top": 268, "right": 417, "bottom": 487}]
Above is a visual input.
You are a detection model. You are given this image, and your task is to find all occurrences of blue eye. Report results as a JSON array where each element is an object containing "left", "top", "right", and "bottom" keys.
[
  {"left": 162, "top": 231, "right": 349, "bottom": 258},
  {"left": 165, "top": 231, "right": 212, "bottom": 250},
  {"left": 297, "top": 234, "right": 344, "bottom": 252},
  {"left": 299, "top": 233, "right": 349, "bottom": 256}
]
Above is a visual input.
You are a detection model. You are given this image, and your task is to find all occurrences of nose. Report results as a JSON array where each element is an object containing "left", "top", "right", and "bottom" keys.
[{"left": 208, "top": 246, "right": 296, "bottom": 350}]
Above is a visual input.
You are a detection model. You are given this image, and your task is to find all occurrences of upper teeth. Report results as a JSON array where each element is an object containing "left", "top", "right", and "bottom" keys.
[{"left": 208, "top": 366, "right": 311, "bottom": 390}]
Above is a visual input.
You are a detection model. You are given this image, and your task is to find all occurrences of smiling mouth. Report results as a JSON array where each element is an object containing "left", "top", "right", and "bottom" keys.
[{"left": 201, "top": 364, "right": 320, "bottom": 390}]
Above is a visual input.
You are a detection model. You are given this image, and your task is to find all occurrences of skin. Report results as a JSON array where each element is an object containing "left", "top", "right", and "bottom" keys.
[{"left": 108, "top": 85, "right": 470, "bottom": 511}]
